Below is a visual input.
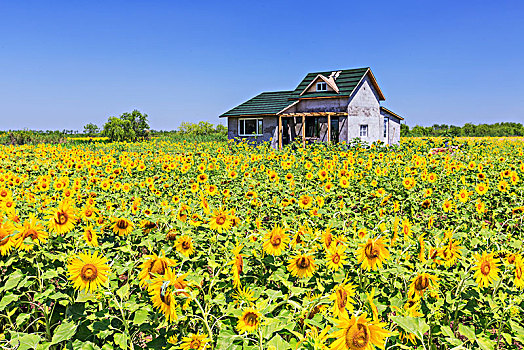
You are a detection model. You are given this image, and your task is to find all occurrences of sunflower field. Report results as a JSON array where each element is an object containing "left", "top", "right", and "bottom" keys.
[{"left": 0, "top": 137, "right": 523, "bottom": 350}]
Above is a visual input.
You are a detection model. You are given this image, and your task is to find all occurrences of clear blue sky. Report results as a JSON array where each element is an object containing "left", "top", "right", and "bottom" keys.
[{"left": 1, "top": 0, "right": 523, "bottom": 130}]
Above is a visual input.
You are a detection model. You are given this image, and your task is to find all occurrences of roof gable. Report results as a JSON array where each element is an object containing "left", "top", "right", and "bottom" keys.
[
  {"left": 300, "top": 74, "right": 340, "bottom": 95},
  {"left": 290, "top": 67, "right": 385, "bottom": 101},
  {"left": 219, "top": 91, "right": 294, "bottom": 118}
]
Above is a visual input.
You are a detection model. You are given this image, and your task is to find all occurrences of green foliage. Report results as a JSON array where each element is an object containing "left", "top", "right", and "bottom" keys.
[
  {"left": 0, "top": 130, "right": 67, "bottom": 145},
  {"left": 102, "top": 110, "right": 150, "bottom": 142},
  {"left": 401, "top": 122, "right": 524, "bottom": 137},
  {"left": 83, "top": 123, "right": 100, "bottom": 136},
  {"left": 178, "top": 121, "right": 226, "bottom": 136}
]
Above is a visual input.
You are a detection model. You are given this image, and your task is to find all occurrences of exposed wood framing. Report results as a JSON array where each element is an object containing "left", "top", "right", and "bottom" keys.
[
  {"left": 302, "top": 115, "right": 305, "bottom": 148},
  {"left": 278, "top": 115, "right": 282, "bottom": 150},
  {"left": 279, "top": 112, "right": 348, "bottom": 117},
  {"left": 328, "top": 114, "right": 331, "bottom": 143}
]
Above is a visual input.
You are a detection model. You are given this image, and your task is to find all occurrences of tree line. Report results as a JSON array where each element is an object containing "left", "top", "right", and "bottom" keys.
[{"left": 401, "top": 122, "right": 524, "bottom": 137}]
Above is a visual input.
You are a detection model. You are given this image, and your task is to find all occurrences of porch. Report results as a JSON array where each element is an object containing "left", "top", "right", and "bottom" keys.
[{"left": 277, "top": 112, "right": 348, "bottom": 149}]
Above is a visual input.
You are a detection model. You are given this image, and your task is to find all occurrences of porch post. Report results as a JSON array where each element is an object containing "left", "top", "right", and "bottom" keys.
[
  {"left": 302, "top": 115, "right": 305, "bottom": 148},
  {"left": 327, "top": 113, "right": 331, "bottom": 143},
  {"left": 278, "top": 115, "right": 282, "bottom": 149}
]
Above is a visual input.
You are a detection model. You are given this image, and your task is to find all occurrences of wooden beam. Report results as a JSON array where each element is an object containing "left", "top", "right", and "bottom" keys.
[
  {"left": 302, "top": 115, "right": 305, "bottom": 148},
  {"left": 278, "top": 115, "right": 282, "bottom": 150},
  {"left": 327, "top": 114, "right": 331, "bottom": 143}
]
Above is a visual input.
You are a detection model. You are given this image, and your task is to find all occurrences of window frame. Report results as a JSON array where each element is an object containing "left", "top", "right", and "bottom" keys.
[
  {"left": 316, "top": 82, "right": 327, "bottom": 91},
  {"left": 359, "top": 124, "right": 368, "bottom": 137},
  {"left": 238, "top": 118, "right": 263, "bottom": 136},
  {"left": 384, "top": 118, "right": 388, "bottom": 138},
  {"left": 305, "top": 116, "right": 320, "bottom": 138}
]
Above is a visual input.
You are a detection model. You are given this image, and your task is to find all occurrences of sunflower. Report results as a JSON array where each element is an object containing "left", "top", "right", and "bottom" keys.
[
  {"left": 14, "top": 214, "right": 48, "bottom": 251},
  {"left": 475, "top": 183, "right": 488, "bottom": 195},
  {"left": 149, "top": 284, "right": 179, "bottom": 323},
  {"left": 0, "top": 219, "right": 15, "bottom": 256},
  {"left": 111, "top": 217, "right": 134, "bottom": 236},
  {"left": 232, "top": 286, "right": 257, "bottom": 305},
  {"left": 179, "top": 333, "right": 209, "bottom": 350},
  {"left": 229, "top": 244, "right": 245, "bottom": 288},
  {"left": 138, "top": 250, "right": 177, "bottom": 288},
  {"left": 262, "top": 225, "right": 289, "bottom": 256},
  {"left": 236, "top": 307, "right": 262, "bottom": 334},
  {"left": 330, "top": 280, "right": 356, "bottom": 317},
  {"left": 472, "top": 252, "right": 500, "bottom": 288},
  {"left": 67, "top": 251, "right": 111, "bottom": 293},
  {"left": 330, "top": 312, "right": 392, "bottom": 350},
  {"left": 288, "top": 253, "right": 317, "bottom": 279},
  {"left": 80, "top": 204, "right": 99, "bottom": 221},
  {"left": 408, "top": 273, "right": 439, "bottom": 300},
  {"left": 209, "top": 209, "right": 232, "bottom": 233},
  {"left": 438, "top": 238, "right": 462, "bottom": 267},
  {"left": 514, "top": 256, "right": 524, "bottom": 289},
  {"left": 80, "top": 225, "right": 98, "bottom": 247},
  {"left": 322, "top": 227, "right": 334, "bottom": 250},
  {"left": 299, "top": 195, "right": 314, "bottom": 209},
  {"left": 47, "top": 200, "right": 77, "bottom": 235},
  {"left": 356, "top": 237, "right": 390, "bottom": 271},
  {"left": 175, "top": 235, "right": 195, "bottom": 257},
  {"left": 326, "top": 245, "right": 348, "bottom": 271}
]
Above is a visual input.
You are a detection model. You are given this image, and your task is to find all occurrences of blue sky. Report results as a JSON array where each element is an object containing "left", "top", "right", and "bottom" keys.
[{"left": 0, "top": 0, "right": 523, "bottom": 130}]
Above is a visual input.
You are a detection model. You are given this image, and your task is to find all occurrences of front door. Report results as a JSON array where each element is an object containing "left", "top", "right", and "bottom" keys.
[
  {"left": 282, "top": 118, "right": 291, "bottom": 145},
  {"left": 330, "top": 117, "right": 339, "bottom": 143}
]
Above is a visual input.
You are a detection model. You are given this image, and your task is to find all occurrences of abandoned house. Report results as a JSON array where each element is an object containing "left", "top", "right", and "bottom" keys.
[{"left": 219, "top": 67, "right": 404, "bottom": 148}]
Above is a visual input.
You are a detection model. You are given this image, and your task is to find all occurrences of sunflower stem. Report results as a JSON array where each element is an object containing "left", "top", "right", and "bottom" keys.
[{"left": 193, "top": 296, "right": 214, "bottom": 349}]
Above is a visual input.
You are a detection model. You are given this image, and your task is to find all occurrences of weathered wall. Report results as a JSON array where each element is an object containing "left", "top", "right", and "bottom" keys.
[
  {"left": 227, "top": 116, "right": 278, "bottom": 147},
  {"left": 388, "top": 116, "right": 401, "bottom": 145},
  {"left": 380, "top": 109, "right": 401, "bottom": 145},
  {"left": 295, "top": 97, "right": 348, "bottom": 113},
  {"left": 347, "top": 75, "right": 381, "bottom": 144}
]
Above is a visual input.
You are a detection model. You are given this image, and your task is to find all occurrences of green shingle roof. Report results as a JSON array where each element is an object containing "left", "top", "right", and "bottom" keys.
[
  {"left": 219, "top": 91, "right": 294, "bottom": 117},
  {"left": 290, "top": 67, "right": 371, "bottom": 99},
  {"left": 219, "top": 67, "right": 385, "bottom": 118}
]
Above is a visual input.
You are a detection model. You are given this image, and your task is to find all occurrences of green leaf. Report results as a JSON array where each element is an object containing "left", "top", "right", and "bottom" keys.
[
  {"left": 10, "top": 333, "right": 41, "bottom": 350},
  {"left": 391, "top": 316, "right": 429, "bottom": 341},
  {"left": 116, "top": 283, "right": 130, "bottom": 300},
  {"left": 267, "top": 334, "right": 291, "bottom": 350},
  {"left": 51, "top": 320, "right": 78, "bottom": 345},
  {"left": 132, "top": 308, "right": 149, "bottom": 325},
  {"left": 0, "top": 293, "right": 17, "bottom": 311},
  {"left": 458, "top": 324, "right": 476, "bottom": 341},
  {"left": 114, "top": 333, "right": 128, "bottom": 350},
  {"left": 476, "top": 336, "right": 495, "bottom": 350},
  {"left": 2, "top": 270, "right": 24, "bottom": 291},
  {"left": 16, "top": 313, "right": 31, "bottom": 326}
]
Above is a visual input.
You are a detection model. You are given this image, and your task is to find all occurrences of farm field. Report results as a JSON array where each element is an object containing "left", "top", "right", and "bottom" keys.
[{"left": 0, "top": 137, "right": 523, "bottom": 350}]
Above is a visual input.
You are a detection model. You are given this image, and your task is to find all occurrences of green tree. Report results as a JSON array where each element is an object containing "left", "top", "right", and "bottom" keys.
[
  {"left": 101, "top": 110, "right": 149, "bottom": 142},
  {"left": 83, "top": 123, "right": 100, "bottom": 136},
  {"left": 102, "top": 117, "right": 135, "bottom": 142}
]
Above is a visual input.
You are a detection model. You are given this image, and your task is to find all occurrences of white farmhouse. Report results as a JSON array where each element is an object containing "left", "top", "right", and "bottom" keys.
[{"left": 219, "top": 67, "right": 403, "bottom": 148}]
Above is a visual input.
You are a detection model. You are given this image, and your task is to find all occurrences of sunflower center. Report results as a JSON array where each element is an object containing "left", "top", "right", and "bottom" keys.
[
  {"left": 149, "top": 259, "right": 167, "bottom": 275},
  {"left": 337, "top": 289, "right": 347, "bottom": 309},
  {"left": 166, "top": 231, "right": 177, "bottom": 241},
  {"left": 85, "top": 210, "right": 93, "bottom": 217},
  {"left": 332, "top": 253, "right": 341, "bottom": 264},
  {"left": 297, "top": 257, "right": 310, "bottom": 269},
  {"left": 346, "top": 323, "right": 369, "bottom": 349},
  {"left": 116, "top": 219, "right": 129, "bottom": 229},
  {"left": 414, "top": 275, "right": 430, "bottom": 291},
  {"left": 189, "top": 340, "right": 201, "bottom": 349},
  {"left": 86, "top": 230, "right": 93, "bottom": 241},
  {"left": 25, "top": 229, "right": 38, "bottom": 239},
  {"left": 481, "top": 261, "right": 491, "bottom": 275},
  {"left": 516, "top": 267, "right": 523, "bottom": 280},
  {"left": 216, "top": 215, "right": 226, "bottom": 225},
  {"left": 182, "top": 240, "right": 190, "bottom": 250},
  {"left": 55, "top": 211, "right": 69, "bottom": 225},
  {"left": 364, "top": 243, "right": 379, "bottom": 259},
  {"left": 160, "top": 292, "right": 172, "bottom": 306},
  {"left": 271, "top": 235, "right": 281, "bottom": 247},
  {"left": 81, "top": 264, "right": 98, "bottom": 282},
  {"left": 244, "top": 312, "right": 259, "bottom": 327},
  {"left": 236, "top": 255, "right": 243, "bottom": 274}
]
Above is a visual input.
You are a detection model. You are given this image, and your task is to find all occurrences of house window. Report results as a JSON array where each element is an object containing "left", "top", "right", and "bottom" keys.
[
  {"left": 238, "top": 118, "right": 263, "bottom": 136},
  {"left": 384, "top": 119, "right": 388, "bottom": 138},
  {"left": 359, "top": 125, "right": 368, "bottom": 137},
  {"left": 316, "top": 82, "right": 327, "bottom": 91},
  {"left": 305, "top": 116, "right": 320, "bottom": 138}
]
